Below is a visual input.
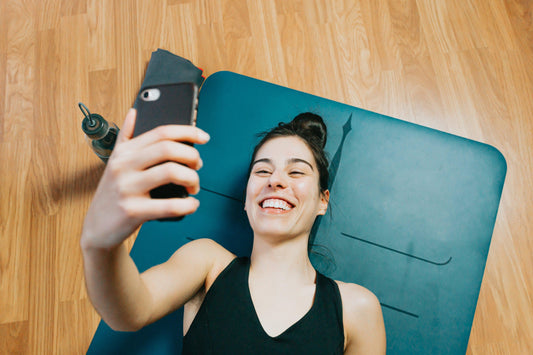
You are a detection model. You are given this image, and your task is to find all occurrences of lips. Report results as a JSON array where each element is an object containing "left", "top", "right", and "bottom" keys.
[{"left": 260, "top": 198, "right": 294, "bottom": 211}]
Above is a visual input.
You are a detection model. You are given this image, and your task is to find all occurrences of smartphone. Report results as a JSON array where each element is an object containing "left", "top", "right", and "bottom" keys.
[{"left": 133, "top": 82, "right": 199, "bottom": 220}]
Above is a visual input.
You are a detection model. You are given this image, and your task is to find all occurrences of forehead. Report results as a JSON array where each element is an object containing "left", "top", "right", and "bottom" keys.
[{"left": 254, "top": 136, "right": 315, "bottom": 165}]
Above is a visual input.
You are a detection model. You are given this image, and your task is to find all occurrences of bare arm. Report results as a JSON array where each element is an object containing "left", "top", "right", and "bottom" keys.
[
  {"left": 339, "top": 282, "right": 387, "bottom": 354},
  {"left": 81, "top": 237, "right": 231, "bottom": 331},
  {"left": 80, "top": 108, "right": 215, "bottom": 331},
  {"left": 81, "top": 242, "right": 151, "bottom": 331}
]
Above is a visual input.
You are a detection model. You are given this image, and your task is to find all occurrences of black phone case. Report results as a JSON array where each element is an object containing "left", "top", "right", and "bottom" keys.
[{"left": 134, "top": 83, "right": 198, "bottom": 221}]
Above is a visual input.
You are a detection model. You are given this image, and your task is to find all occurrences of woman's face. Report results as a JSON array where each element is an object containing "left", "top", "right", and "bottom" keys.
[{"left": 245, "top": 136, "right": 329, "bottom": 241}]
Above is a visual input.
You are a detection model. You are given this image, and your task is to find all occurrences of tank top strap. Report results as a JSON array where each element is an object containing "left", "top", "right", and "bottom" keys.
[
  {"left": 315, "top": 271, "right": 344, "bottom": 332},
  {"left": 202, "top": 256, "right": 250, "bottom": 303}
]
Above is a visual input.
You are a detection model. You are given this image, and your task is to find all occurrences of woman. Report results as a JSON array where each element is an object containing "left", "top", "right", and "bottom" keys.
[{"left": 81, "top": 109, "right": 386, "bottom": 354}]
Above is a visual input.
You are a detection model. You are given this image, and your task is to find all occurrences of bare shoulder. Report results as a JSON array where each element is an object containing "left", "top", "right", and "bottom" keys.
[
  {"left": 169, "top": 238, "right": 236, "bottom": 272},
  {"left": 335, "top": 280, "right": 381, "bottom": 316},
  {"left": 335, "top": 281, "right": 386, "bottom": 354},
  {"left": 175, "top": 237, "right": 234, "bottom": 257},
  {"left": 195, "top": 238, "right": 237, "bottom": 289},
  {"left": 170, "top": 238, "right": 236, "bottom": 287}
]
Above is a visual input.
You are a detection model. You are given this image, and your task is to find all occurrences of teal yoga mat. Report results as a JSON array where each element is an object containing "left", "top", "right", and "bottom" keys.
[{"left": 87, "top": 71, "right": 506, "bottom": 354}]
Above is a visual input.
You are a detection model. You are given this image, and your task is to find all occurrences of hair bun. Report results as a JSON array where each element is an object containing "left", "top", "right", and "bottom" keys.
[{"left": 289, "top": 112, "right": 327, "bottom": 149}]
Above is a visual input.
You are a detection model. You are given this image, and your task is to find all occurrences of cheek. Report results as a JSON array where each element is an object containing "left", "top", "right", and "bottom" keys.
[
  {"left": 292, "top": 180, "right": 309, "bottom": 193},
  {"left": 244, "top": 177, "right": 260, "bottom": 208},
  {"left": 293, "top": 180, "right": 320, "bottom": 204}
]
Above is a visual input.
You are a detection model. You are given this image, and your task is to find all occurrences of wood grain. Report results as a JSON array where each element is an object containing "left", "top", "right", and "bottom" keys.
[{"left": 0, "top": 0, "right": 531, "bottom": 353}]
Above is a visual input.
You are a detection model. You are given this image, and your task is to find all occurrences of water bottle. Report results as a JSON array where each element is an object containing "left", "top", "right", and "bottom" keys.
[{"left": 79, "top": 103, "right": 119, "bottom": 163}]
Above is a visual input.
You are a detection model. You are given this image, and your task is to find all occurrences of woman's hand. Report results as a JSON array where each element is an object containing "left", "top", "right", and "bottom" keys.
[{"left": 81, "top": 108, "right": 210, "bottom": 250}]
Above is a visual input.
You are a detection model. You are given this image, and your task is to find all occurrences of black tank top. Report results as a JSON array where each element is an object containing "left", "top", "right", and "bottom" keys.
[{"left": 182, "top": 257, "right": 344, "bottom": 354}]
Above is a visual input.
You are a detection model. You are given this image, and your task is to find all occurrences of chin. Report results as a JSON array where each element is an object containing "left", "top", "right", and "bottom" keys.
[
  {"left": 252, "top": 223, "right": 286, "bottom": 236},
  {"left": 251, "top": 224, "right": 308, "bottom": 243}
]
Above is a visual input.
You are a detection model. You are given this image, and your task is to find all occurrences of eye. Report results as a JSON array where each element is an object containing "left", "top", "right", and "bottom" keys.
[
  {"left": 254, "top": 169, "right": 271, "bottom": 175},
  {"left": 289, "top": 171, "right": 305, "bottom": 176}
]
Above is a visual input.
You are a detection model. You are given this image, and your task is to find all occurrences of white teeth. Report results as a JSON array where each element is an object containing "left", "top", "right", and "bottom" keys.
[{"left": 262, "top": 199, "right": 292, "bottom": 211}]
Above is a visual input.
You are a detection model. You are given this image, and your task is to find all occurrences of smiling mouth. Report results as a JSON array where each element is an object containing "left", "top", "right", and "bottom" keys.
[{"left": 261, "top": 198, "right": 294, "bottom": 211}]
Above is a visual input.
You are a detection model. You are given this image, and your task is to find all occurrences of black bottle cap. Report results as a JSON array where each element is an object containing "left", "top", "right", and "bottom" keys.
[{"left": 82, "top": 113, "right": 109, "bottom": 139}]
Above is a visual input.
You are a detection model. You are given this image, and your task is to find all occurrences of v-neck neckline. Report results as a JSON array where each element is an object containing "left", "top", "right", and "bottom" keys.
[{"left": 244, "top": 258, "right": 319, "bottom": 340}]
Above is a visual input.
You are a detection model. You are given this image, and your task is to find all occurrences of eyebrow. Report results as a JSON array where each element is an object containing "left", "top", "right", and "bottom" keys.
[{"left": 252, "top": 158, "right": 314, "bottom": 171}]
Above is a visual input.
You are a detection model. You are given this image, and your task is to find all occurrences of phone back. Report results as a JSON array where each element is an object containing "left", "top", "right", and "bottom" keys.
[
  {"left": 132, "top": 82, "right": 198, "bottom": 221},
  {"left": 133, "top": 83, "right": 197, "bottom": 137}
]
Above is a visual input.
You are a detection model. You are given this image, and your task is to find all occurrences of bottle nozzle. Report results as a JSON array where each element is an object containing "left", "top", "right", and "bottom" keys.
[
  {"left": 79, "top": 102, "right": 109, "bottom": 139},
  {"left": 79, "top": 102, "right": 95, "bottom": 126}
]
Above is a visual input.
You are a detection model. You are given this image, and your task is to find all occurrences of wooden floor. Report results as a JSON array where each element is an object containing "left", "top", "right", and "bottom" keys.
[{"left": 0, "top": 0, "right": 532, "bottom": 353}]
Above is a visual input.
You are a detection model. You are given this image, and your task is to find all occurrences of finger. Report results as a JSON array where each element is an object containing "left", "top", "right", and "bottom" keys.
[
  {"left": 127, "top": 196, "right": 200, "bottom": 221},
  {"left": 145, "top": 196, "right": 201, "bottom": 220},
  {"left": 136, "top": 162, "right": 201, "bottom": 195},
  {"left": 117, "top": 108, "right": 137, "bottom": 144},
  {"left": 131, "top": 140, "right": 203, "bottom": 171},
  {"left": 131, "top": 124, "right": 210, "bottom": 149}
]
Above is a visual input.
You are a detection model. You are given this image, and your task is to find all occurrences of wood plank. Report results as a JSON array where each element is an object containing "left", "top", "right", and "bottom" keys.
[
  {"left": 0, "top": 321, "right": 28, "bottom": 354},
  {"left": 87, "top": 0, "right": 117, "bottom": 71},
  {"left": 0, "top": 0, "right": 7, "bottom": 141},
  {"left": 0, "top": 0, "right": 35, "bottom": 325},
  {"left": 28, "top": 213, "right": 58, "bottom": 354}
]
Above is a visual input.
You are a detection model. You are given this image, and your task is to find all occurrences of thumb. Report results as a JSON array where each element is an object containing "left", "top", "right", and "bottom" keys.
[{"left": 117, "top": 108, "right": 137, "bottom": 143}]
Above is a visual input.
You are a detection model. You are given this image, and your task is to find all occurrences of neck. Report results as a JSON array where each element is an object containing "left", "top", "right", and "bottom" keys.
[{"left": 249, "top": 233, "right": 316, "bottom": 285}]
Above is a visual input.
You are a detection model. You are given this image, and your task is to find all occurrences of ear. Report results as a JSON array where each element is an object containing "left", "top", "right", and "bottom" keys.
[{"left": 317, "top": 189, "right": 329, "bottom": 216}]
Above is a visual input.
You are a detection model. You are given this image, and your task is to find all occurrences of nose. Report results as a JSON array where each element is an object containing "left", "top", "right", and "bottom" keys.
[{"left": 268, "top": 170, "right": 287, "bottom": 189}]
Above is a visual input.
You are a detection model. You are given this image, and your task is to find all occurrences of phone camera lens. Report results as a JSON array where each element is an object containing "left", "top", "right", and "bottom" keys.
[{"left": 140, "top": 88, "right": 160, "bottom": 101}]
